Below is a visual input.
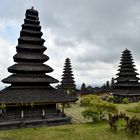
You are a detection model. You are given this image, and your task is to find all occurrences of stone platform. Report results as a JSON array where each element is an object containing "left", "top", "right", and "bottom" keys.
[{"left": 0, "top": 116, "right": 71, "bottom": 130}]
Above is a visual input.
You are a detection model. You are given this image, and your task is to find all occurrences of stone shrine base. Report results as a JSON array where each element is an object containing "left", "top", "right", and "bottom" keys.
[{"left": 0, "top": 116, "right": 71, "bottom": 130}]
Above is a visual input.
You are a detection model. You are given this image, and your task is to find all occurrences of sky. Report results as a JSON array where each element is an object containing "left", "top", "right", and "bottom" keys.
[{"left": 0, "top": 0, "right": 140, "bottom": 89}]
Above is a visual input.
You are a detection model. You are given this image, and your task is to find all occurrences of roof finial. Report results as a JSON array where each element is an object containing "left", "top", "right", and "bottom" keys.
[{"left": 31, "top": 6, "right": 34, "bottom": 10}]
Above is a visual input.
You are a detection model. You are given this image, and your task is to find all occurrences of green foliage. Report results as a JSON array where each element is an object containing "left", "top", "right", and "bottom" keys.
[
  {"left": 82, "top": 107, "right": 99, "bottom": 122},
  {"left": 122, "top": 97, "right": 129, "bottom": 104},
  {"left": 108, "top": 95, "right": 114, "bottom": 100},
  {"left": 109, "top": 113, "right": 140, "bottom": 135},
  {"left": 109, "top": 112, "right": 128, "bottom": 131},
  {"left": 125, "top": 116, "right": 140, "bottom": 134},
  {"left": 0, "top": 104, "right": 6, "bottom": 109},
  {"left": 81, "top": 95, "right": 101, "bottom": 107},
  {"left": 127, "top": 101, "right": 140, "bottom": 113},
  {"left": 81, "top": 95, "right": 118, "bottom": 122},
  {"left": 107, "top": 95, "right": 115, "bottom": 102}
]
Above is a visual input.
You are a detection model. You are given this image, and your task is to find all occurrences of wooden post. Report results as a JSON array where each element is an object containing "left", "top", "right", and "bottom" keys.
[
  {"left": 56, "top": 103, "right": 58, "bottom": 109},
  {"left": 42, "top": 108, "right": 45, "bottom": 118},
  {"left": 20, "top": 109, "right": 25, "bottom": 127},
  {"left": 62, "top": 103, "right": 64, "bottom": 117},
  {"left": 21, "top": 109, "right": 24, "bottom": 125},
  {"left": 21, "top": 110, "right": 24, "bottom": 119}
]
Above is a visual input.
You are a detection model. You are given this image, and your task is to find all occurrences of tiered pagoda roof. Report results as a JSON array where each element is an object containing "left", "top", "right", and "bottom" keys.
[
  {"left": 0, "top": 8, "right": 77, "bottom": 104},
  {"left": 113, "top": 49, "right": 140, "bottom": 95},
  {"left": 60, "top": 58, "right": 76, "bottom": 92}
]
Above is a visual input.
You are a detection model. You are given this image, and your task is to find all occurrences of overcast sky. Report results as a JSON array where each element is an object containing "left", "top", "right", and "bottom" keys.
[{"left": 0, "top": 0, "right": 140, "bottom": 89}]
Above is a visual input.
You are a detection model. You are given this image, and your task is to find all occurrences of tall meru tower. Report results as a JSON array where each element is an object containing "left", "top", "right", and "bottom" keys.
[
  {"left": 0, "top": 7, "right": 77, "bottom": 129},
  {"left": 113, "top": 49, "right": 140, "bottom": 103},
  {"left": 60, "top": 58, "right": 77, "bottom": 97}
]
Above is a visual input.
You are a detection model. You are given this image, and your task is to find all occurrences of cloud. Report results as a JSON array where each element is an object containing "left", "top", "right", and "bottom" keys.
[
  {"left": 0, "top": 0, "right": 140, "bottom": 88},
  {"left": 54, "top": 38, "right": 76, "bottom": 47},
  {"left": 0, "top": 37, "right": 15, "bottom": 88}
]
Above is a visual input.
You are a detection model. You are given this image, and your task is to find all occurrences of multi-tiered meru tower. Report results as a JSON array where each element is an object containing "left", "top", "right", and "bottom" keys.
[
  {"left": 60, "top": 58, "right": 77, "bottom": 97},
  {"left": 113, "top": 49, "right": 140, "bottom": 103},
  {"left": 0, "top": 7, "right": 77, "bottom": 129}
]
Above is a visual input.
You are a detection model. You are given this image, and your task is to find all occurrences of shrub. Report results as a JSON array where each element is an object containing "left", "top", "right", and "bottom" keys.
[
  {"left": 122, "top": 97, "right": 129, "bottom": 104},
  {"left": 125, "top": 116, "right": 140, "bottom": 134},
  {"left": 109, "top": 113, "right": 140, "bottom": 135},
  {"left": 107, "top": 95, "right": 115, "bottom": 102},
  {"left": 81, "top": 95, "right": 118, "bottom": 122},
  {"left": 82, "top": 107, "right": 99, "bottom": 122}
]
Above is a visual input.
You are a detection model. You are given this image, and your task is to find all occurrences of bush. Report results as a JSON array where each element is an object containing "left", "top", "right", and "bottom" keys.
[
  {"left": 82, "top": 107, "right": 99, "bottom": 122},
  {"left": 125, "top": 116, "right": 140, "bottom": 134},
  {"left": 81, "top": 95, "right": 118, "bottom": 122},
  {"left": 109, "top": 113, "right": 140, "bottom": 135},
  {"left": 109, "top": 112, "right": 128, "bottom": 131},
  {"left": 107, "top": 95, "right": 115, "bottom": 102},
  {"left": 122, "top": 97, "right": 129, "bottom": 104}
]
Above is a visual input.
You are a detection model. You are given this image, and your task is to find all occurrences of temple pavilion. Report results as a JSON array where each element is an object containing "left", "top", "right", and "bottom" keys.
[
  {"left": 113, "top": 49, "right": 140, "bottom": 103},
  {"left": 60, "top": 58, "right": 77, "bottom": 97},
  {"left": 0, "top": 7, "right": 77, "bottom": 129}
]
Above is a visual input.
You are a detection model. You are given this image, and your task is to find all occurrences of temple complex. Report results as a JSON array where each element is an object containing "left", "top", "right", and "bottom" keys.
[
  {"left": 113, "top": 49, "right": 140, "bottom": 103},
  {"left": 60, "top": 58, "right": 77, "bottom": 97},
  {"left": 0, "top": 7, "right": 77, "bottom": 129}
]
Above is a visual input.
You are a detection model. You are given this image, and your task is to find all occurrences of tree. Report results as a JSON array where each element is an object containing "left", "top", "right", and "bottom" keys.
[
  {"left": 80, "top": 83, "right": 90, "bottom": 95},
  {"left": 81, "top": 95, "right": 118, "bottom": 122},
  {"left": 106, "top": 81, "right": 110, "bottom": 91},
  {"left": 111, "top": 77, "right": 115, "bottom": 90},
  {"left": 100, "top": 84, "right": 106, "bottom": 93},
  {"left": 81, "top": 83, "right": 86, "bottom": 91}
]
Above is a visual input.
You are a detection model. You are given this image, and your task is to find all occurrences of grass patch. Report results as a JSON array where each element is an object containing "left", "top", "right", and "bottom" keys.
[
  {"left": 126, "top": 102, "right": 140, "bottom": 113},
  {"left": 127, "top": 108, "right": 140, "bottom": 113},
  {"left": 0, "top": 121, "right": 139, "bottom": 140},
  {"left": 115, "top": 103, "right": 140, "bottom": 118}
]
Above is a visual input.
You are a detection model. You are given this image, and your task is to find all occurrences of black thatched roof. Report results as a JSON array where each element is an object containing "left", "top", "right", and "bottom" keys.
[
  {"left": 115, "top": 76, "right": 140, "bottom": 81},
  {"left": 60, "top": 58, "right": 76, "bottom": 90},
  {"left": 113, "top": 49, "right": 140, "bottom": 96},
  {"left": 16, "top": 44, "right": 46, "bottom": 52},
  {"left": 114, "top": 83, "right": 140, "bottom": 87},
  {"left": 2, "top": 74, "right": 58, "bottom": 84},
  {"left": 0, "top": 8, "right": 78, "bottom": 104},
  {"left": 113, "top": 89, "right": 140, "bottom": 96},
  {"left": 116, "top": 71, "right": 139, "bottom": 76},
  {"left": 117, "top": 68, "right": 136, "bottom": 71},
  {"left": 0, "top": 87, "right": 77, "bottom": 104},
  {"left": 118, "top": 64, "right": 135, "bottom": 68},
  {"left": 13, "top": 53, "right": 49, "bottom": 63},
  {"left": 8, "top": 63, "right": 53, "bottom": 73}
]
